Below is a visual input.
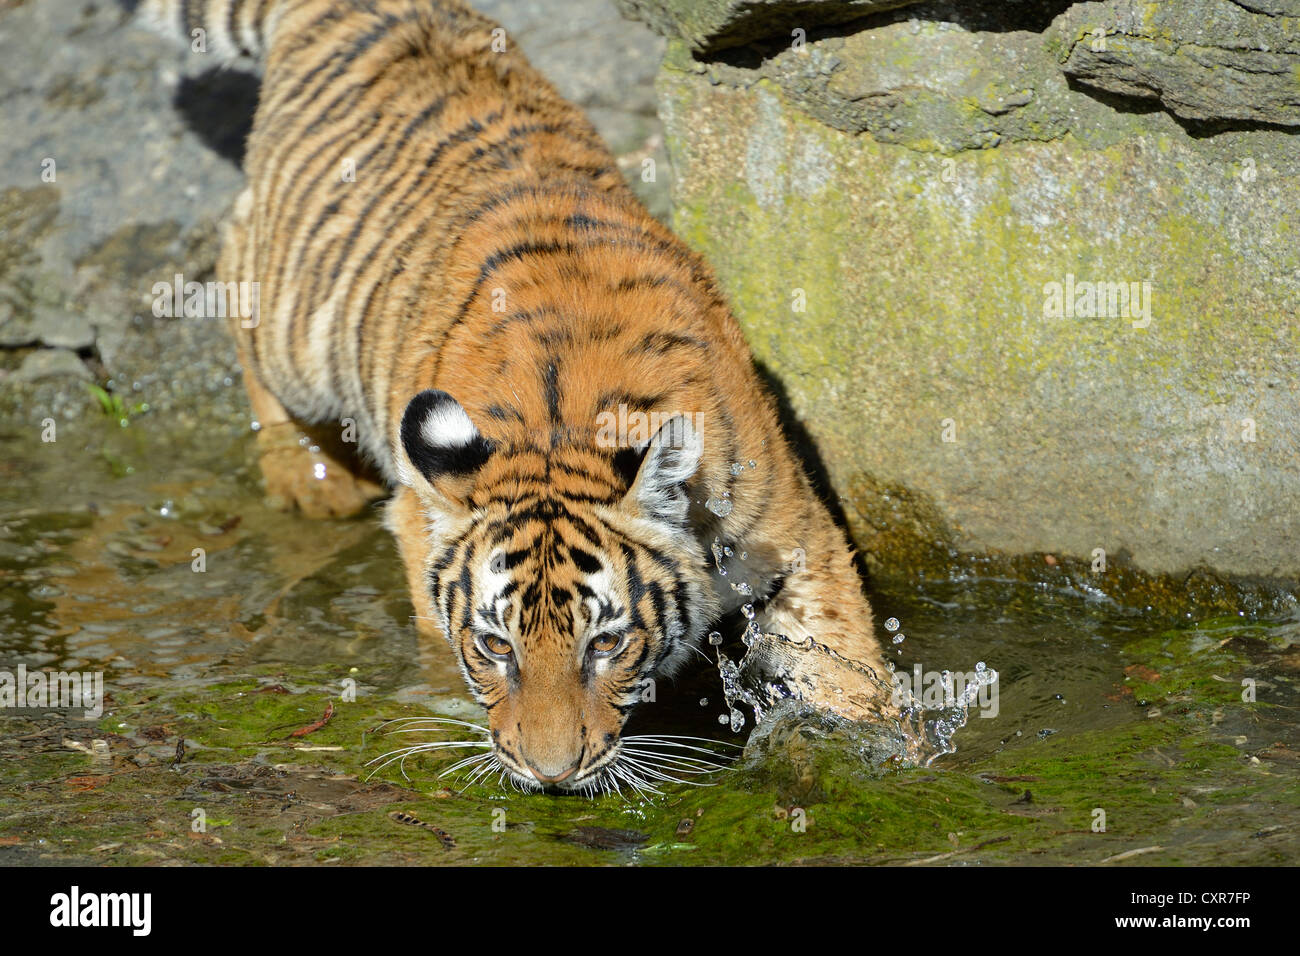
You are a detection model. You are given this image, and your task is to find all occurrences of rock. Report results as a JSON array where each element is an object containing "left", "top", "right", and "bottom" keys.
[
  {"left": 29, "top": 305, "right": 95, "bottom": 351},
  {"left": 658, "top": 17, "right": 1075, "bottom": 153},
  {"left": 1056, "top": 0, "right": 1300, "bottom": 127},
  {"left": 616, "top": 0, "right": 926, "bottom": 53},
  {"left": 647, "top": 4, "right": 1300, "bottom": 587},
  {"left": 0, "top": 299, "right": 31, "bottom": 347},
  {"left": 1233, "top": 0, "right": 1300, "bottom": 13},
  {"left": 12, "top": 348, "right": 91, "bottom": 383}
]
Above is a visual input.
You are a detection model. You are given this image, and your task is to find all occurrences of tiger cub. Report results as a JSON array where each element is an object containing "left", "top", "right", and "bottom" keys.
[{"left": 141, "top": 0, "right": 891, "bottom": 790}]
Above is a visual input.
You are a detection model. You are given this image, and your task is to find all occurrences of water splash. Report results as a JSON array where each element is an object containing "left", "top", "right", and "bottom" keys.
[
  {"left": 713, "top": 623, "right": 997, "bottom": 768},
  {"left": 703, "top": 469, "right": 994, "bottom": 769},
  {"left": 890, "top": 660, "right": 999, "bottom": 766}
]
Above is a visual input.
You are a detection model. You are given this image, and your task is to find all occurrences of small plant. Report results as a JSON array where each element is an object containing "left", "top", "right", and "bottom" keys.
[{"left": 85, "top": 383, "right": 149, "bottom": 427}]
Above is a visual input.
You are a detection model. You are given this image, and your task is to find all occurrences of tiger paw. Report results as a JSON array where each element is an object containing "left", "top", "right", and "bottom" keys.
[
  {"left": 736, "top": 632, "right": 898, "bottom": 724},
  {"left": 256, "top": 424, "right": 385, "bottom": 518}
]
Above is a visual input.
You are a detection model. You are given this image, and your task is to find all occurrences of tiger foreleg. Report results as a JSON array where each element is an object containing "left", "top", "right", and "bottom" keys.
[
  {"left": 385, "top": 485, "right": 442, "bottom": 641},
  {"left": 239, "top": 361, "right": 385, "bottom": 518},
  {"left": 749, "top": 511, "right": 897, "bottom": 722}
]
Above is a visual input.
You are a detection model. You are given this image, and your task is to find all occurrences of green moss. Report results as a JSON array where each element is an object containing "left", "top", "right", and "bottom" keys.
[{"left": 4, "top": 605, "right": 1295, "bottom": 868}]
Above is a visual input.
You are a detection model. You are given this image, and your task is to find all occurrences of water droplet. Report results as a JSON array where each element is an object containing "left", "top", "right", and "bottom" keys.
[
  {"left": 884, "top": 617, "right": 900, "bottom": 632},
  {"left": 707, "top": 631, "right": 722, "bottom": 646},
  {"left": 729, "top": 707, "right": 745, "bottom": 732},
  {"left": 892, "top": 633, "right": 905, "bottom": 644},
  {"left": 747, "top": 459, "right": 757, "bottom": 468},
  {"left": 705, "top": 496, "right": 733, "bottom": 517},
  {"left": 699, "top": 697, "right": 709, "bottom": 707},
  {"left": 730, "top": 461, "right": 745, "bottom": 476},
  {"left": 313, "top": 462, "right": 327, "bottom": 480}
]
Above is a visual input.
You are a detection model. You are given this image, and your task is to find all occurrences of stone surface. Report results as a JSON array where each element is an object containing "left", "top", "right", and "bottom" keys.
[
  {"left": 28, "top": 305, "right": 96, "bottom": 351},
  {"left": 650, "top": 5, "right": 1300, "bottom": 586},
  {"left": 0, "top": 0, "right": 245, "bottom": 422},
  {"left": 616, "top": 0, "right": 925, "bottom": 52},
  {"left": 1056, "top": 0, "right": 1300, "bottom": 127},
  {"left": 12, "top": 348, "right": 91, "bottom": 383}
]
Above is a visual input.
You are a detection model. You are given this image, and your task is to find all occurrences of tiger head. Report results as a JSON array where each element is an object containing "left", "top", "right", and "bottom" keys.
[{"left": 395, "top": 389, "right": 718, "bottom": 792}]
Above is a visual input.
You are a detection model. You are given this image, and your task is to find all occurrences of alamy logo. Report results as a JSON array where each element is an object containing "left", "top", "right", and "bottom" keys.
[
  {"left": 594, "top": 403, "right": 703, "bottom": 449},
  {"left": 1042, "top": 273, "right": 1152, "bottom": 328},
  {"left": 151, "top": 273, "right": 260, "bottom": 327},
  {"left": 49, "top": 886, "right": 151, "bottom": 936},
  {"left": 892, "top": 664, "right": 999, "bottom": 718},
  {"left": 0, "top": 665, "right": 103, "bottom": 718}
]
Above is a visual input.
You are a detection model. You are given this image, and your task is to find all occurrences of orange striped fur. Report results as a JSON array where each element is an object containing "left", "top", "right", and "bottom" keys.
[{"left": 143, "top": 0, "right": 887, "bottom": 791}]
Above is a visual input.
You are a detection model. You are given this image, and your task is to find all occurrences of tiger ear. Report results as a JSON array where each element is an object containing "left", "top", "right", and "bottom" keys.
[
  {"left": 398, "top": 390, "right": 494, "bottom": 506},
  {"left": 619, "top": 414, "right": 703, "bottom": 527}
]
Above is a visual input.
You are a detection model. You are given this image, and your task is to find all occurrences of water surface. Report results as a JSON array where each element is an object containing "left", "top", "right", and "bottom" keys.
[{"left": 1, "top": 403, "right": 1296, "bottom": 865}]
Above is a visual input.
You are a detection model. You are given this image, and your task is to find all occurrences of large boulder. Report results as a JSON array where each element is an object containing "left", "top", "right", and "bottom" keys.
[
  {"left": 627, "top": 0, "right": 1300, "bottom": 604},
  {"left": 615, "top": 0, "right": 927, "bottom": 52}
]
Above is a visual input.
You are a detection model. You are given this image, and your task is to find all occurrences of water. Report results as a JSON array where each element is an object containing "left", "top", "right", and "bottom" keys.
[{"left": 1, "top": 403, "right": 1297, "bottom": 865}]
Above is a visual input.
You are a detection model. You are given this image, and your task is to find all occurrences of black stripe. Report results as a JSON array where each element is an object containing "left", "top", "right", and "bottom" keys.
[
  {"left": 636, "top": 331, "right": 708, "bottom": 354},
  {"left": 449, "top": 235, "right": 713, "bottom": 336},
  {"left": 290, "top": 107, "right": 495, "bottom": 384},
  {"left": 316, "top": 110, "right": 503, "bottom": 315},
  {"left": 485, "top": 404, "right": 524, "bottom": 422},
  {"left": 543, "top": 359, "right": 561, "bottom": 425}
]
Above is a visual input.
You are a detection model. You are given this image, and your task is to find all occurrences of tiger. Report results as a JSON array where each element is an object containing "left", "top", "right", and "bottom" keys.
[{"left": 139, "top": 0, "right": 891, "bottom": 791}]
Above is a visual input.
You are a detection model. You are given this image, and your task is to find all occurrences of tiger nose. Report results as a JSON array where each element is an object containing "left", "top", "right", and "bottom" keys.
[{"left": 526, "top": 757, "right": 580, "bottom": 784}]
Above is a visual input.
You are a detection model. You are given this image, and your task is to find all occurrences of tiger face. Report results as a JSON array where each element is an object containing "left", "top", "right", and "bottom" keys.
[{"left": 397, "top": 390, "right": 718, "bottom": 792}]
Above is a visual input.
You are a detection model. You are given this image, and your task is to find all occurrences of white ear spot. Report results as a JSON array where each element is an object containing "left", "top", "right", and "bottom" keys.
[
  {"left": 398, "top": 390, "right": 494, "bottom": 489},
  {"left": 421, "top": 402, "right": 478, "bottom": 448}
]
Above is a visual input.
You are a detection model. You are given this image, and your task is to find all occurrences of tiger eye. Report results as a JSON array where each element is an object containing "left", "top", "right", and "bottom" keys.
[
  {"left": 484, "top": 635, "right": 513, "bottom": 656},
  {"left": 591, "top": 632, "right": 621, "bottom": 654}
]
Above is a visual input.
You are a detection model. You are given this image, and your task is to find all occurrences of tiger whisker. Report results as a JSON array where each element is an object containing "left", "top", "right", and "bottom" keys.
[
  {"left": 620, "top": 749, "right": 728, "bottom": 773},
  {"left": 375, "top": 715, "right": 489, "bottom": 734},
  {"left": 620, "top": 737, "right": 742, "bottom": 759},
  {"left": 684, "top": 642, "right": 712, "bottom": 664},
  {"left": 440, "top": 751, "right": 496, "bottom": 778},
  {"left": 365, "top": 740, "right": 491, "bottom": 781},
  {"left": 464, "top": 758, "right": 497, "bottom": 784},
  {"left": 381, "top": 726, "right": 490, "bottom": 736},
  {"left": 456, "top": 755, "right": 503, "bottom": 792},
  {"left": 614, "top": 761, "right": 663, "bottom": 798},
  {"left": 618, "top": 754, "right": 713, "bottom": 788},
  {"left": 621, "top": 733, "right": 743, "bottom": 749}
]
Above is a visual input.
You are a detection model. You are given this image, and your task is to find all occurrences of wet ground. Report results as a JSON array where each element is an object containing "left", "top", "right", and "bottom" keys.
[
  {"left": 1, "top": 409, "right": 1296, "bottom": 866},
  {"left": 1, "top": 0, "right": 1297, "bottom": 867}
]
